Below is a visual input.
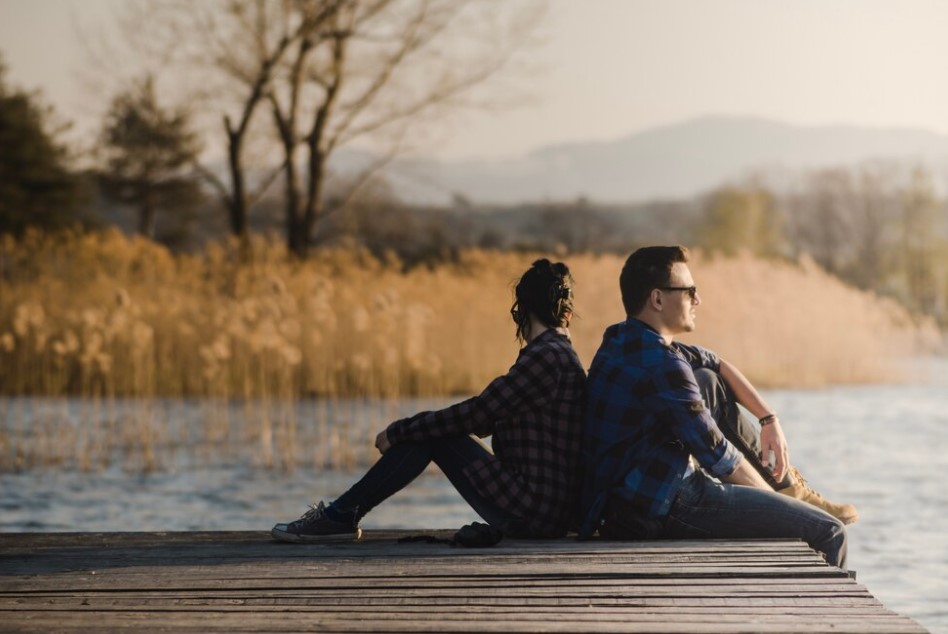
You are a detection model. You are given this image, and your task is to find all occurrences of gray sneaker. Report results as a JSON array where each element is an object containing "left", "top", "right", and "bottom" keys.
[{"left": 271, "top": 501, "right": 362, "bottom": 543}]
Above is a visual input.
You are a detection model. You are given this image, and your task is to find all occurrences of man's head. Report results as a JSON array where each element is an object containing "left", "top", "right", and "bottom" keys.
[{"left": 620, "top": 246, "right": 700, "bottom": 335}]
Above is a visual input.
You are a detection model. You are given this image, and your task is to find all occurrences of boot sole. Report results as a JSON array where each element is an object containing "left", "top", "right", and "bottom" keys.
[{"left": 271, "top": 526, "right": 363, "bottom": 543}]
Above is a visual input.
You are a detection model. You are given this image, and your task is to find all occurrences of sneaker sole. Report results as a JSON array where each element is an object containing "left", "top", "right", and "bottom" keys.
[{"left": 270, "top": 526, "right": 363, "bottom": 543}]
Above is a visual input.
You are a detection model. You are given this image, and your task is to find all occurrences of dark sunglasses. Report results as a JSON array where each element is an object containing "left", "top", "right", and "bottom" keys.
[{"left": 660, "top": 286, "right": 698, "bottom": 300}]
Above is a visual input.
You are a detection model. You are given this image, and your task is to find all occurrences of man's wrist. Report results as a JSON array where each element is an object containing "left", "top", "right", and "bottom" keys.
[{"left": 759, "top": 413, "right": 778, "bottom": 426}]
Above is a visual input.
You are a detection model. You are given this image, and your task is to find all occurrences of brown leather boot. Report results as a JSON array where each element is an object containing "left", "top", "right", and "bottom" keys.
[{"left": 777, "top": 467, "right": 859, "bottom": 525}]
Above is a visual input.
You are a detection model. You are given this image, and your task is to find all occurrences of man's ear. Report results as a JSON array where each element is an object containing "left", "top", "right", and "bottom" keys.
[{"left": 649, "top": 288, "right": 664, "bottom": 312}]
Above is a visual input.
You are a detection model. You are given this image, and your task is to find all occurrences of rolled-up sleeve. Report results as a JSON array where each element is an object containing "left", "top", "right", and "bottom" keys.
[{"left": 656, "top": 359, "right": 740, "bottom": 479}]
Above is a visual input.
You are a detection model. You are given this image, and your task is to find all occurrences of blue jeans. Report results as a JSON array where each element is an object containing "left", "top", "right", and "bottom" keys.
[
  {"left": 666, "top": 470, "right": 848, "bottom": 568},
  {"left": 331, "top": 435, "right": 531, "bottom": 537}
]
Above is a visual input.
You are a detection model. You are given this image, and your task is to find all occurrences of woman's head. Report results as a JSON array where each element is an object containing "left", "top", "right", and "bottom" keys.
[{"left": 511, "top": 259, "right": 575, "bottom": 342}]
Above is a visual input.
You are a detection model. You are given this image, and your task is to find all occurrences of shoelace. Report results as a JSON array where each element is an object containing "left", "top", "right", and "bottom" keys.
[
  {"left": 791, "top": 468, "right": 824, "bottom": 501},
  {"left": 290, "top": 502, "right": 325, "bottom": 528}
]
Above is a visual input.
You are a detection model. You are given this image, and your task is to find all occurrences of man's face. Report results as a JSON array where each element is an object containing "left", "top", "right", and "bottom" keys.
[{"left": 662, "top": 262, "right": 700, "bottom": 334}]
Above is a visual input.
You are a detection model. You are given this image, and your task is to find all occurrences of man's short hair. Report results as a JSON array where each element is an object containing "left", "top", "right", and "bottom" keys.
[{"left": 620, "top": 246, "right": 690, "bottom": 316}]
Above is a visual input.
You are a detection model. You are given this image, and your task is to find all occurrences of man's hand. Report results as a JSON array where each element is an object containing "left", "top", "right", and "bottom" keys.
[
  {"left": 760, "top": 418, "right": 789, "bottom": 482},
  {"left": 375, "top": 429, "right": 392, "bottom": 454}
]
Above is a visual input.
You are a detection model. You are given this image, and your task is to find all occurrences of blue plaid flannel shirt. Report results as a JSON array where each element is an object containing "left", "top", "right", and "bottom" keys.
[{"left": 578, "top": 318, "right": 741, "bottom": 538}]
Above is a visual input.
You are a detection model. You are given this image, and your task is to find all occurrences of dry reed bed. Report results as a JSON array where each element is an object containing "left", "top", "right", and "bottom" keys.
[{"left": 0, "top": 230, "right": 940, "bottom": 472}]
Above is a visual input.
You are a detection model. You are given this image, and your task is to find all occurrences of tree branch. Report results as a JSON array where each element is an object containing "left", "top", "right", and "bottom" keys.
[
  {"left": 193, "top": 160, "right": 232, "bottom": 207},
  {"left": 247, "top": 162, "right": 287, "bottom": 208}
]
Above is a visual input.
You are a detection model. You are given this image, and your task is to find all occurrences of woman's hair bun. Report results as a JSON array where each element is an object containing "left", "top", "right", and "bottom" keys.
[{"left": 511, "top": 258, "right": 575, "bottom": 343}]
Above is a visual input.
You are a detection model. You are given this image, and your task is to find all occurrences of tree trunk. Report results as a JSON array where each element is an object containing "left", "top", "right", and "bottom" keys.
[
  {"left": 138, "top": 191, "right": 156, "bottom": 239},
  {"left": 284, "top": 176, "right": 303, "bottom": 257},
  {"left": 227, "top": 131, "right": 248, "bottom": 238},
  {"left": 296, "top": 145, "right": 326, "bottom": 259}
]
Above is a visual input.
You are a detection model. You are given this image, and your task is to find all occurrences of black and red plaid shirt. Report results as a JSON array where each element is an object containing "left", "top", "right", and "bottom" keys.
[{"left": 386, "top": 329, "right": 586, "bottom": 537}]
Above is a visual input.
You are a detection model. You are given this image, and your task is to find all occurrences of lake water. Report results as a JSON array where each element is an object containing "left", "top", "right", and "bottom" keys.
[{"left": 2, "top": 365, "right": 947, "bottom": 633}]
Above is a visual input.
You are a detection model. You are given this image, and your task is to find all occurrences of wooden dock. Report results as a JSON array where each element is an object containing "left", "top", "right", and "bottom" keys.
[{"left": 0, "top": 531, "right": 929, "bottom": 633}]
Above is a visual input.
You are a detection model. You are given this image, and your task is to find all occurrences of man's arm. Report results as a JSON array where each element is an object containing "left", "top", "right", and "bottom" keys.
[
  {"left": 719, "top": 358, "right": 790, "bottom": 482},
  {"left": 721, "top": 455, "right": 773, "bottom": 489}
]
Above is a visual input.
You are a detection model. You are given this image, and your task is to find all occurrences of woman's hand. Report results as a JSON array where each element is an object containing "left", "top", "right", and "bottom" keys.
[{"left": 375, "top": 429, "right": 392, "bottom": 454}]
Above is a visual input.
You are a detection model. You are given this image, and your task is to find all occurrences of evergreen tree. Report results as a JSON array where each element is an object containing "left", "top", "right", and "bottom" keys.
[
  {"left": 0, "top": 55, "right": 84, "bottom": 236},
  {"left": 99, "top": 76, "right": 203, "bottom": 243}
]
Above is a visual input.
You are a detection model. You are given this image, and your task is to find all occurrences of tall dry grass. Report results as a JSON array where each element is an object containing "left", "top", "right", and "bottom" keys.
[{"left": 0, "top": 230, "right": 940, "bottom": 472}]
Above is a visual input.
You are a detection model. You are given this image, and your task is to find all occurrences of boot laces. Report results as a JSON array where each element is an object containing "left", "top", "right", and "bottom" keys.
[{"left": 791, "top": 467, "right": 825, "bottom": 501}]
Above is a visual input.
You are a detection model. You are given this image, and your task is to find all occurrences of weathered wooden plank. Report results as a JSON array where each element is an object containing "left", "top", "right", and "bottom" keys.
[
  {"left": 4, "top": 603, "right": 899, "bottom": 616},
  {"left": 0, "top": 582, "right": 874, "bottom": 599},
  {"left": 0, "top": 531, "right": 810, "bottom": 550},
  {"left": 0, "top": 556, "right": 832, "bottom": 576},
  {"left": 0, "top": 559, "right": 842, "bottom": 575},
  {"left": 3, "top": 611, "right": 925, "bottom": 634},
  {"left": 0, "top": 605, "right": 910, "bottom": 619},
  {"left": 1, "top": 543, "right": 805, "bottom": 557},
  {"left": 0, "top": 566, "right": 850, "bottom": 595},
  {"left": 0, "top": 604, "right": 914, "bottom": 617},
  {"left": 0, "top": 594, "right": 887, "bottom": 607},
  {"left": 0, "top": 550, "right": 828, "bottom": 566},
  {"left": 0, "top": 575, "right": 866, "bottom": 584}
]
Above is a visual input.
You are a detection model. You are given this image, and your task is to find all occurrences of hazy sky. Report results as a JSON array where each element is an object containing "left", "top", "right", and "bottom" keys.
[{"left": 3, "top": 0, "right": 948, "bottom": 160}]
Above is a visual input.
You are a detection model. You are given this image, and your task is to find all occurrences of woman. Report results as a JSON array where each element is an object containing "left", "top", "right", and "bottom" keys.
[{"left": 272, "top": 259, "right": 586, "bottom": 541}]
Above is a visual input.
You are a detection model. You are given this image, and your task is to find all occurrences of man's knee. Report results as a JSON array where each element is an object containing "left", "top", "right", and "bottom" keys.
[
  {"left": 694, "top": 367, "right": 744, "bottom": 438},
  {"left": 694, "top": 367, "right": 727, "bottom": 404},
  {"left": 817, "top": 515, "right": 848, "bottom": 568}
]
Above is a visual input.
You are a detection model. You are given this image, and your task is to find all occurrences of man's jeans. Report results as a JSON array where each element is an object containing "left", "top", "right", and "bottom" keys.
[
  {"left": 606, "top": 368, "right": 848, "bottom": 569},
  {"left": 665, "top": 469, "right": 848, "bottom": 568},
  {"left": 331, "top": 435, "right": 531, "bottom": 536}
]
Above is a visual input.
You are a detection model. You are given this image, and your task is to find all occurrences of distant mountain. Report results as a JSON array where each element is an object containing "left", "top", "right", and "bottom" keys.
[{"left": 355, "top": 116, "right": 948, "bottom": 204}]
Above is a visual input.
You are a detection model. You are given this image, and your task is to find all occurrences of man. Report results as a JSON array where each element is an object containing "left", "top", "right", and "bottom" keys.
[{"left": 579, "top": 246, "right": 851, "bottom": 568}]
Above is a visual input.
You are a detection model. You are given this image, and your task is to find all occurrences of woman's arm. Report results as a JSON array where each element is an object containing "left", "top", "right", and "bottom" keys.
[{"left": 383, "top": 342, "right": 561, "bottom": 448}]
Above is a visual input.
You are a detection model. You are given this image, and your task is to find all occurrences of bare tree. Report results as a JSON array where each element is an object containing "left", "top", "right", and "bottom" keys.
[
  {"left": 899, "top": 167, "right": 941, "bottom": 315},
  {"left": 107, "top": 0, "right": 539, "bottom": 256},
  {"left": 538, "top": 198, "right": 618, "bottom": 254},
  {"left": 845, "top": 164, "right": 897, "bottom": 291},
  {"left": 265, "top": 0, "right": 540, "bottom": 257},
  {"left": 783, "top": 169, "right": 854, "bottom": 275},
  {"left": 129, "top": 1, "right": 346, "bottom": 245}
]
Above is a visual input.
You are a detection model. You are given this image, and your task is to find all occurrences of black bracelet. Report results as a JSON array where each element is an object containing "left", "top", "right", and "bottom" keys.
[{"left": 759, "top": 414, "right": 777, "bottom": 426}]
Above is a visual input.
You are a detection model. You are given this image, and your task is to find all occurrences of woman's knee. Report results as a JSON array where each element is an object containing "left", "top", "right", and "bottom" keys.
[{"left": 428, "top": 435, "right": 492, "bottom": 470}]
